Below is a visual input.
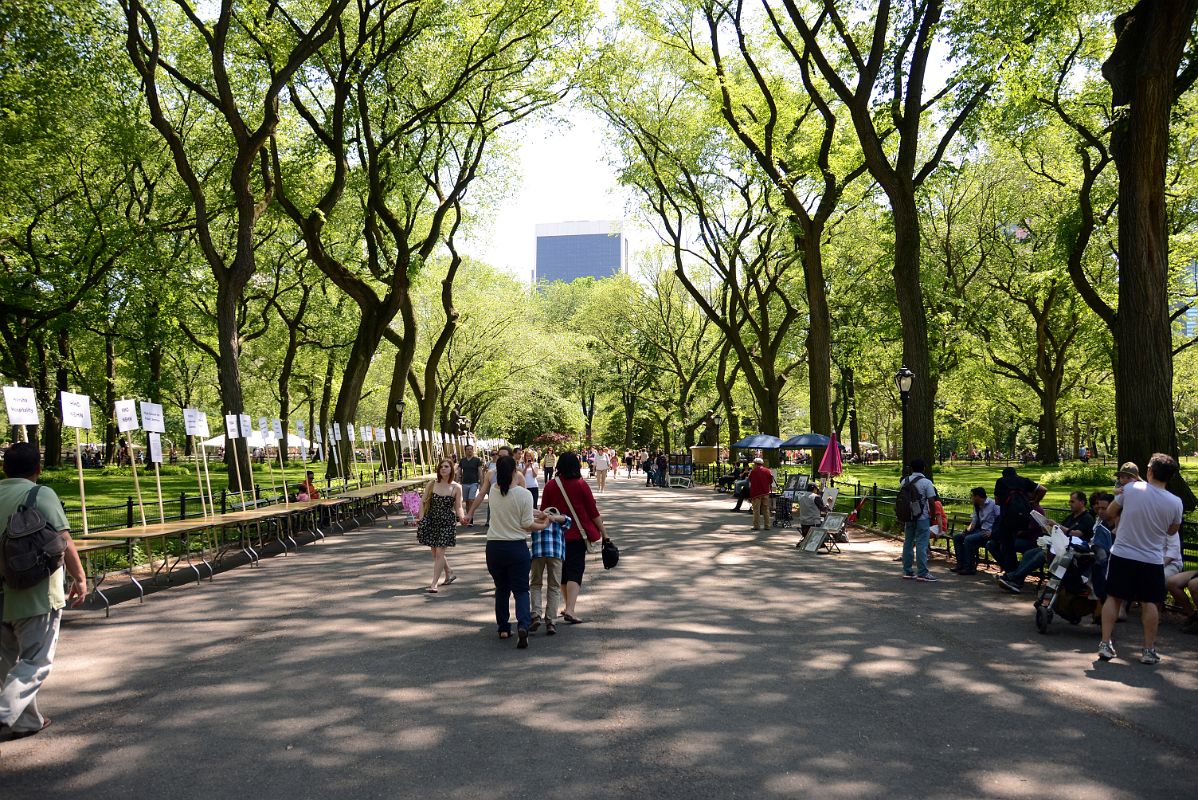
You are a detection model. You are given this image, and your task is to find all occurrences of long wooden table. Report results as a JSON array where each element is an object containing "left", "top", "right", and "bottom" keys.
[{"left": 73, "top": 476, "right": 434, "bottom": 613}]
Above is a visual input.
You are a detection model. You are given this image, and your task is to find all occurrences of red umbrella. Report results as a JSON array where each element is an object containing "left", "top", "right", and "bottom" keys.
[{"left": 818, "top": 433, "right": 843, "bottom": 477}]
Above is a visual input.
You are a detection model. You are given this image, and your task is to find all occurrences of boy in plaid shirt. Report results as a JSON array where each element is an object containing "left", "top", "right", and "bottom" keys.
[{"left": 530, "top": 509, "right": 570, "bottom": 635}]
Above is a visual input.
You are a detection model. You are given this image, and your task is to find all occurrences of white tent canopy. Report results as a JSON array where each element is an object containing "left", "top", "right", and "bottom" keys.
[{"left": 201, "top": 432, "right": 313, "bottom": 449}]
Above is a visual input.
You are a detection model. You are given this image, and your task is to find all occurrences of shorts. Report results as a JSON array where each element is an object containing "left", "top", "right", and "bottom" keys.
[
  {"left": 1104, "top": 554, "right": 1166, "bottom": 605},
  {"left": 462, "top": 483, "right": 480, "bottom": 502},
  {"left": 562, "top": 538, "right": 588, "bottom": 586},
  {"left": 1164, "top": 562, "right": 1183, "bottom": 580}
]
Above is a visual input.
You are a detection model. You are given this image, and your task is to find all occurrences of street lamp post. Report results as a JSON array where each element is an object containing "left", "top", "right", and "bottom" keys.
[
  {"left": 894, "top": 366, "right": 914, "bottom": 468},
  {"left": 713, "top": 414, "right": 723, "bottom": 468}
]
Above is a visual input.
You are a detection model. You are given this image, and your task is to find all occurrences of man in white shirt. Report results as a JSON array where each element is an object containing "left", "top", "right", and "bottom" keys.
[{"left": 1097, "top": 453, "right": 1184, "bottom": 665}]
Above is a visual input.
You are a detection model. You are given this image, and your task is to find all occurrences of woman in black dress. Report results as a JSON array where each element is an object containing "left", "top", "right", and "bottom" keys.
[{"left": 417, "top": 458, "right": 466, "bottom": 593}]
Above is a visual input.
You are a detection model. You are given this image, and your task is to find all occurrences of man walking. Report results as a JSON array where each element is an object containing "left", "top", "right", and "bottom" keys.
[
  {"left": 748, "top": 457, "right": 773, "bottom": 530},
  {"left": 1, "top": 442, "right": 87, "bottom": 742},
  {"left": 899, "top": 459, "right": 939, "bottom": 582},
  {"left": 457, "top": 445, "right": 482, "bottom": 527},
  {"left": 1097, "top": 453, "right": 1183, "bottom": 665}
]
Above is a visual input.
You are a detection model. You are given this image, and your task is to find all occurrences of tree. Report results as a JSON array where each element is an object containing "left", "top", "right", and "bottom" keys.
[
  {"left": 121, "top": 0, "right": 350, "bottom": 483},
  {"left": 1101, "top": 0, "right": 1198, "bottom": 495}
]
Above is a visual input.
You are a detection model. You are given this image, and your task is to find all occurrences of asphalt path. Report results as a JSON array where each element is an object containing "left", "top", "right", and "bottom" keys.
[{"left": 3, "top": 471, "right": 1195, "bottom": 798}]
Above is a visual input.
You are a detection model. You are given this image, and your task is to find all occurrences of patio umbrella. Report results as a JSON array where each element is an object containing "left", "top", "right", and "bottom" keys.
[
  {"left": 730, "top": 433, "right": 784, "bottom": 450},
  {"left": 818, "top": 432, "right": 843, "bottom": 477},
  {"left": 779, "top": 432, "right": 830, "bottom": 449}
]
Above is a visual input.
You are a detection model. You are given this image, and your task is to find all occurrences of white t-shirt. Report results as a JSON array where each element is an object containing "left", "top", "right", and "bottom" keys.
[
  {"left": 486, "top": 485, "right": 534, "bottom": 542},
  {"left": 594, "top": 452, "right": 610, "bottom": 471},
  {"left": 1110, "top": 481, "right": 1183, "bottom": 565},
  {"left": 523, "top": 464, "right": 539, "bottom": 489}
]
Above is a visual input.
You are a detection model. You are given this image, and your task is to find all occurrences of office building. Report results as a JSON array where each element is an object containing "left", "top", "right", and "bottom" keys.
[{"left": 535, "top": 220, "right": 627, "bottom": 284}]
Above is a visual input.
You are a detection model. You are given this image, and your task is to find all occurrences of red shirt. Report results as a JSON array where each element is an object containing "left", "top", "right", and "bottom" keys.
[
  {"left": 541, "top": 477, "right": 601, "bottom": 542},
  {"left": 748, "top": 465, "right": 774, "bottom": 498}
]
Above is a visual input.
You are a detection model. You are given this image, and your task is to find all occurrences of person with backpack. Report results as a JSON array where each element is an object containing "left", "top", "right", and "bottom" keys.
[
  {"left": 991, "top": 467, "right": 1046, "bottom": 573},
  {"left": 896, "top": 459, "right": 939, "bottom": 582},
  {"left": 0, "top": 442, "right": 87, "bottom": 742}
]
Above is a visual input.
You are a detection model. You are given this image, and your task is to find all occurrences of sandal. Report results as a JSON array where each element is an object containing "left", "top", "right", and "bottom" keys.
[
  {"left": 443, "top": 574, "right": 457, "bottom": 585},
  {"left": 562, "top": 613, "right": 583, "bottom": 624}
]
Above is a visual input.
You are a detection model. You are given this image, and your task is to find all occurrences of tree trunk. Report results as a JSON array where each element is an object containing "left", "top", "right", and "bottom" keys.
[
  {"left": 104, "top": 333, "right": 118, "bottom": 464},
  {"left": 891, "top": 191, "right": 935, "bottom": 468},
  {"left": 319, "top": 349, "right": 335, "bottom": 471},
  {"left": 802, "top": 230, "right": 834, "bottom": 469},
  {"left": 215, "top": 278, "right": 251, "bottom": 488},
  {"left": 1103, "top": 0, "right": 1198, "bottom": 503}
]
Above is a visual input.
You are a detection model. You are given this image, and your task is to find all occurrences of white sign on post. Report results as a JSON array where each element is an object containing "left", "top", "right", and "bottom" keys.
[
  {"left": 148, "top": 432, "right": 164, "bottom": 464},
  {"left": 60, "top": 391, "right": 93, "bottom": 429},
  {"left": 140, "top": 402, "right": 165, "bottom": 433},
  {"left": 225, "top": 414, "right": 241, "bottom": 439},
  {"left": 3, "top": 386, "right": 39, "bottom": 426},
  {"left": 272, "top": 418, "right": 284, "bottom": 440},
  {"left": 115, "top": 399, "right": 140, "bottom": 432},
  {"left": 196, "top": 412, "right": 210, "bottom": 438},
  {"left": 258, "top": 416, "right": 270, "bottom": 439},
  {"left": 376, "top": 426, "right": 387, "bottom": 442},
  {"left": 313, "top": 426, "right": 322, "bottom": 444},
  {"left": 363, "top": 425, "right": 373, "bottom": 442},
  {"left": 183, "top": 408, "right": 201, "bottom": 435},
  {"left": 239, "top": 413, "right": 252, "bottom": 439},
  {"left": 348, "top": 423, "right": 357, "bottom": 442},
  {"left": 333, "top": 423, "right": 343, "bottom": 441}
]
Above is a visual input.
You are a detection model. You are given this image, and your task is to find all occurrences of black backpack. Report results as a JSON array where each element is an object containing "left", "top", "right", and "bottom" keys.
[
  {"left": 895, "top": 478, "right": 926, "bottom": 523},
  {"left": 1, "top": 486, "right": 68, "bottom": 590},
  {"left": 1003, "top": 487, "right": 1033, "bottom": 532}
]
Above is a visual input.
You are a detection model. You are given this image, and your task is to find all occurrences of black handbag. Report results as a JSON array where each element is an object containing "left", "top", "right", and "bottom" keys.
[{"left": 601, "top": 536, "right": 619, "bottom": 570}]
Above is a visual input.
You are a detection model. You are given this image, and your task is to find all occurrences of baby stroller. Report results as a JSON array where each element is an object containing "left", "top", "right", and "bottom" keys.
[{"left": 1033, "top": 526, "right": 1096, "bottom": 633}]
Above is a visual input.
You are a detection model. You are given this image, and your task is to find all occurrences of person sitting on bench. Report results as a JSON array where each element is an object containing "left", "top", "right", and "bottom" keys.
[
  {"left": 996, "top": 491, "right": 1093, "bottom": 594},
  {"left": 718, "top": 463, "right": 749, "bottom": 492},
  {"left": 952, "top": 488, "right": 997, "bottom": 575}
]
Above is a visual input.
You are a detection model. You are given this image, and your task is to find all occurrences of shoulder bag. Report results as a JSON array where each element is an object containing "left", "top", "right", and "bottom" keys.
[{"left": 554, "top": 477, "right": 602, "bottom": 554}]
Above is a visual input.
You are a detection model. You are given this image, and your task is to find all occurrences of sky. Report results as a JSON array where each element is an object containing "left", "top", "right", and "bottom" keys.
[{"left": 459, "top": 106, "right": 647, "bottom": 283}]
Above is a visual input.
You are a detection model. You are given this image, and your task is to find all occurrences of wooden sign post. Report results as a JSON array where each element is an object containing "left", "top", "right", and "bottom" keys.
[
  {"left": 141, "top": 402, "right": 167, "bottom": 524},
  {"left": 362, "top": 424, "right": 376, "bottom": 485},
  {"left": 347, "top": 422, "right": 360, "bottom": 484},
  {"left": 239, "top": 413, "right": 257, "bottom": 504},
  {"left": 114, "top": 399, "right": 147, "bottom": 527},
  {"left": 376, "top": 426, "right": 389, "bottom": 480},
  {"left": 60, "top": 391, "right": 93, "bottom": 536},
  {"left": 183, "top": 409, "right": 209, "bottom": 518},
  {"left": 225, "top": 414, "right": 249, "bottom": 509},
  {"left": 258, "top": 417, "right": 280, "bottom": 502},
  {"left": 271, "top": 418, "right": 290, "bottom": 507}
]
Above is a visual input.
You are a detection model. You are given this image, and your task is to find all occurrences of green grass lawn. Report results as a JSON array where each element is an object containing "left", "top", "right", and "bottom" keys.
[{"left": 36, "top": 459, "right": 387, "bottom": 530}]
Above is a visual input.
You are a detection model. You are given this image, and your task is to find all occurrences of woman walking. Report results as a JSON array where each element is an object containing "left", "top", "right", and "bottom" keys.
[
  {"left": 486, "top": 455, "right": 549, "bottom": 648},
  {"left": 416, "top": 458, "right": 465, "bottom": 593},
  {"left": 593, "top": 447, "right": 610, "bottom": 492},
  {"left": 540, "top": 451, "right": 605, "bottom": 624},
  {"left": 522, "top": 449, "right": 541, "bottom": 507}
]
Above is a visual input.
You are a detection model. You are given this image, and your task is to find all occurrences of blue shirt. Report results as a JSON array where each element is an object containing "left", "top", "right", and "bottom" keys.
[
  {"left": 531, "top": 515, "right": 571, "bottom": 560},
  {"left": 971, "top": 498, "right": 998, "bottom": 533}
]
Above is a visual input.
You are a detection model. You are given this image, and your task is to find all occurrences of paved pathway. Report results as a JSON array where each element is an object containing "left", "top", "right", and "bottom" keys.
[{"left": 3, "top": 472, "right": 1195, "bottom": 798}]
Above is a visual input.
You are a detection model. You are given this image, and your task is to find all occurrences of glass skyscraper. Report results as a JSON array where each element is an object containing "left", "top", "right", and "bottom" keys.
[{"left": 535, "top": 221, "right": 627, "bottom": 284}]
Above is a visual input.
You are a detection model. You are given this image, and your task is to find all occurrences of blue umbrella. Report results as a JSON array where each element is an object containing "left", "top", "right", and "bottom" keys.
[
  {"left": 780, "top": 432, "right": 831, "bottom": 449},
  {"left": 730, "top": 433, "right": 784, "bottom": 450}
]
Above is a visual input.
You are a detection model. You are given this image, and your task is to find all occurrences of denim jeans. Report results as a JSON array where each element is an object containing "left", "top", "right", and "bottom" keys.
[
  {"left": 486, "top": 540, "right": 531, "bottom": 634},
  {"left": 988, "top": 537, "right": 1037, "bottom": 574},
  {"left": 953, "top": 531, "right": 990, "bottom": 572},
  {"left": 1005, "top": 546, "right": 1047, "bottom": 586},
  {"left": 903, "top": 517, "right": 931, "bottom": 577}
]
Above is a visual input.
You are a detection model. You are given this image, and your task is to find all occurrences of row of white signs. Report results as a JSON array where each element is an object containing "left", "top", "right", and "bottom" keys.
[{"left": 3, "top": 386, "right": 448, "bottom": 461}]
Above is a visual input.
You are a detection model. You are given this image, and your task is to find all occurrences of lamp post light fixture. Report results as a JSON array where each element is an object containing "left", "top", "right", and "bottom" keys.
[{"left": 894, "top": 366, "right": 914, "bottom": 467}]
